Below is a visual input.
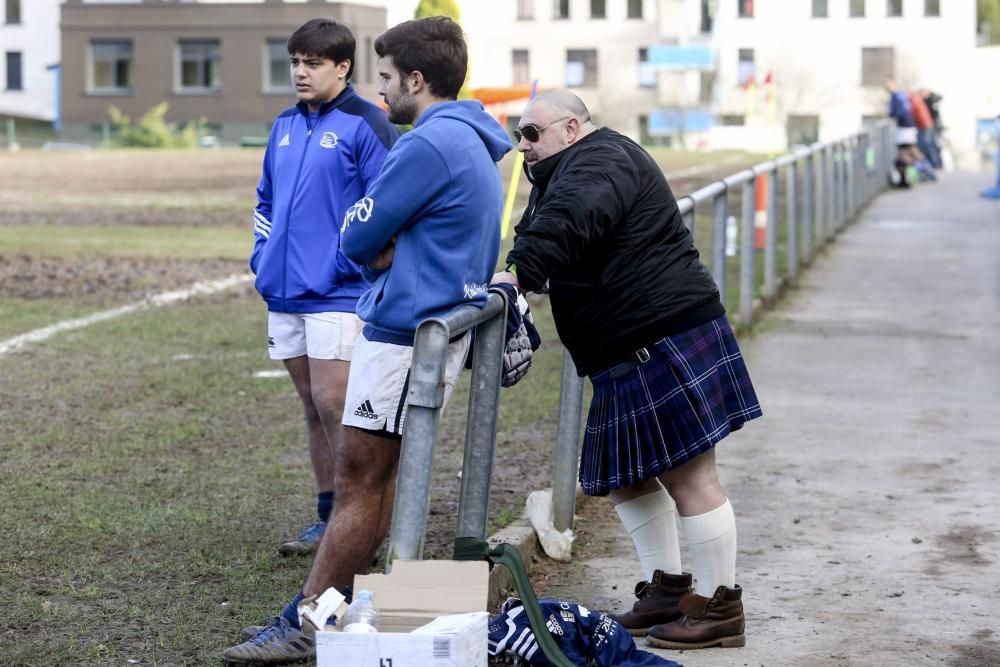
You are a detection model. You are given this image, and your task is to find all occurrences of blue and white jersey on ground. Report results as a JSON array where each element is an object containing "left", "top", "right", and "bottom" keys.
[
  {"left": 488, "top": 598, "right": 683, "bottom": 667},
  {"left": 251, "top": 84, "right": 398, "bottom": 314}
]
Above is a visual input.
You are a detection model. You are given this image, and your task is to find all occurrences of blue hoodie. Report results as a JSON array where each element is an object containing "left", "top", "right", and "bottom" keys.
[
  {"left": 251, "top": 84, "right": 399, "bottom": 313},
  {"left": 340, "top": 100, "right": 512, "bottom": 345}
]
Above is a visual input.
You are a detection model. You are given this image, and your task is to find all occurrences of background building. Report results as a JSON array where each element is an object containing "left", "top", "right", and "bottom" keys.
[
  {"left": 59, "top": 0, "right": 387, "bottom": 143},
  {"left": 1, "top": 0, "right": 61, "bottom": 124}
]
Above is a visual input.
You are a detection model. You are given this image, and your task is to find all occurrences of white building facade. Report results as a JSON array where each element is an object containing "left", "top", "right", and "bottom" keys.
[
  {"left": 1, "top": 0, "right": 61, "bottom": 122},
  {"left": 704, "top": 0, "right": 999, "bottom": 165}
]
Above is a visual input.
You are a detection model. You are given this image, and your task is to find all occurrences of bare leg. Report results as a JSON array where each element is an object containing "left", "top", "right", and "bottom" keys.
[
  {"left": 657, "top": 448, "right": 726, "bottom": 516},
  {"left": 304, "top": 427, "right": 401, "bottom": 596},
  {"left": 304, "top": 358, "right": 350, "bottom": 494},
  {"left": 283, "top": 356, "right": 334, "bottom": 495}
]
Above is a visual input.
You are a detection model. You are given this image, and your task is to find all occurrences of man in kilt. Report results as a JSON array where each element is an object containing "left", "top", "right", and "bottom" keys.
[{"left": 494, "top": 89, "right": 762, "bottom": 651}]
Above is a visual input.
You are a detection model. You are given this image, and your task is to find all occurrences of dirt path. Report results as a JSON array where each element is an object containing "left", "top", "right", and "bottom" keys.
[{"left": 529, "top": 173, "right": 1000, "bottom": 667}]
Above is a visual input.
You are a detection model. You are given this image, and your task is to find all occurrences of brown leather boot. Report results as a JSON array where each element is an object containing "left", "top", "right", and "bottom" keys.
[
  {"left": 608, "top": 571, "right": 692, "bottom": 636},
  {"left": 646, "top": 584, "right": 746, "bottom": 649}
]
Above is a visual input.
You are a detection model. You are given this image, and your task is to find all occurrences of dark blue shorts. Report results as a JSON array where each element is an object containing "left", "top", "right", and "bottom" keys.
[{"left": 580, "top": 315, "right": 762, "bottom": 496}]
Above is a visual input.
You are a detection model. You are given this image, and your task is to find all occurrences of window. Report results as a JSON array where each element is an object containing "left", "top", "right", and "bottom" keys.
[
  {"left": 90, "top": 40, "right": 133, "bottom": 93},
  {"left": 861, "top": 47, "right": 894, "bottom": 87},
  {"left": 737, "top": 48, "right": 755, "bottom": 86},
  {"left": 850, "top": 0, "right": 865, "bottom": 18},
  {"left": 553, "top": 0, "right": 569, "bottom": 20},
  {"left": 638, "top": 48, "right": 656, "bottom": 87},
  {"left": 719, "top": 114, "right": 745, "bottom": 126},
  {"left": 591, "top": 0, "right": 606, "bottom": 19},
  {"left": 566, "top": 49, "right": 598, "bottom": 87},
  {"left": 700, "top": 0, "right": 714, "bottom": 31},
  {"left": 887, "top": 0, "right": 902, "bottom": 17},
  {"left": 178, "top": 40, "right": 221, "bottom": 92},
  {"left": 5, "top": 0, "right": 20, "bottom": 24},
  {"left": 738, "top": 0, "right": 754, "bottom": 19},
  {"left": 699, "top": 71, "right": 716, "bottom": 104},
  {"left": 517, "top": 0, "right": 534, "bottom": 20},
  {"left": 512, "top": 49, "right": 530, "bottom": 85},
  {"left": 787, "top": 115, "right": 819, "bottom": 146},
  {"left": 5, "top": 51, "right": 21, "bottom": 90},
  {"left": 812, "top": 0, "right": 828, "bottom": 18},
  {"left": 265, "top": 40, "right": 291, "bottom": 92},
  {"left": 925, "top": 0, "right": 940, "bottom": 17},
  {"left": 628, "top": 0, "right": 643, "bottom": 19}
]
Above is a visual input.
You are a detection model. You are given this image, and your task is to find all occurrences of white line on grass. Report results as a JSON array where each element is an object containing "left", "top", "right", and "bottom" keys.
[{"left": 0, "top": 273, "right": 254, "bottom": 357}]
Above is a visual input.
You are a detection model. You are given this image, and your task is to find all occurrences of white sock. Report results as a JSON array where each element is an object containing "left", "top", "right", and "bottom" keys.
[
  {"left": 680, "top": 499, "right": 737, "bottom": 596},
  {"left": 614, "top": 489, "right": 682, "bottom": 581}
]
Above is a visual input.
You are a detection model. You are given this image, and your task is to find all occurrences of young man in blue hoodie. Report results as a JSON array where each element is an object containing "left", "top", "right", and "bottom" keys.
[
  {"left": 250, "top": 19, "right": 398, "bottom": 557},
  {"left": 224, "top": 16, "right": 511, "bottom": 664}
]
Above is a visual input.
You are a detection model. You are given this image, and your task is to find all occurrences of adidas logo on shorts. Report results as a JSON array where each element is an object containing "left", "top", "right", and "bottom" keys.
[{"left": 354, "top": 399, "right": 378, "bottom": 420}]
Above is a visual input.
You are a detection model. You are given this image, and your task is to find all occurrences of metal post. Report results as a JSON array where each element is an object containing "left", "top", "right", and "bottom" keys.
[
  {"left": 5, "top": 118, "right": 14, "bottom": 148},
  {"left": 739, "top": 178, "right": 756, "bottom": 325},
  {"left": 764, "top": 166, "right": 778, "bottom": 301},
  {"left": 803, "top": 153, "right": 814, "bottom": 264},
  {"left": 456, "top": 298, "right": 508, "bottom": 540},
  {"left": 387, "top": 320, "right": 450, "bottom": 563},
  {"left": 832, "top": 144, "right": 842, "bottom": 233},
  {"left": 711, "top": 191, "right": 728, "bottom": 298},
  {"left": 682, "top": 207, "right": 696, "bottom": 244},
  {"left": 826, "top": 147, "right": 835, "bottom": 242},
  {"left": 552, "top": 351, "right": 584, "bottom": 533},
  {"left": 786, "top": 160, "right": 799, "bottom": 285},
  {"left": 815, "top": 148, "right": 826, "bottom": 249}
]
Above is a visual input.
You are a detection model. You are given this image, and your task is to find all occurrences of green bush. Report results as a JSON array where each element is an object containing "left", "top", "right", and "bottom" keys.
[{"left": 107, "top": 103, "right": 203, "bottom": 149}]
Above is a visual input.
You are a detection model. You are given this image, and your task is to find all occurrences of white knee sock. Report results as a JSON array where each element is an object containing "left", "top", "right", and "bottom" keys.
[
  {"left": 614, "top": 490, "right": 682, "bottom": 581},
  {"left": 680, "top": 499, "right": 737, "bottom": 596}
]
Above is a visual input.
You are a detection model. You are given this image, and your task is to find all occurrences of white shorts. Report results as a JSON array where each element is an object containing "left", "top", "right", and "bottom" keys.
[
  {"left": 267, "top": 311, "right": 364, "bottom": 361},
  {"left": 342, "top": 333, "right": 470, "bottom": 435},
  {"left": 896, "top": 127, "right": 918, "bottom": 146}
]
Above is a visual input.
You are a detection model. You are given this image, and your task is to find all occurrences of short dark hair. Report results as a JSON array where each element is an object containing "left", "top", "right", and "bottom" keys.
[
  {"left": 374, "top": 16, "right": 467, "bottom": 100},
  {"left": 287, "top": 18, "right": 356, "bottom": 80}
]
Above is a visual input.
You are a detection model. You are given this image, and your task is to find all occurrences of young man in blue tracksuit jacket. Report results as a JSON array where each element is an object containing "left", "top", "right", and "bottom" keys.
[
  {"left": 223, "top": 17, "right": 511, "bottom": 664},
  {"left": 248, "top": 18, "right": 398, "bottom": 559}
]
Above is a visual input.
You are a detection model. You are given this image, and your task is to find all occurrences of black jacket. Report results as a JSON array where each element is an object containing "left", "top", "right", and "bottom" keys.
[{"left": 505, "top": 128, "right": 723, "bottom": 376}]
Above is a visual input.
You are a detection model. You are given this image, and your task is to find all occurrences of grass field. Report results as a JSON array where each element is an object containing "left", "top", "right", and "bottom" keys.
[{"left": 0, "top": 146, "right": 768, "bottom": 664}]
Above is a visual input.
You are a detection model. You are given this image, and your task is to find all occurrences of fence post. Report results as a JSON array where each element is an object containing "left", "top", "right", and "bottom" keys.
[
  {"left": 786, "top": 159, "right": 799, "bottom": 285},
  {"left": 739, "top": 177, "right": 756, "bottom": 325},
  {"left": 456, "top": 294, "right": 508, "bottom": 541},
  {"left": 803, "top": 152, "right": 815, "bottom": 264},
  {"left": 764, "top": 166, "right": 778, "bottom": 301},
  {"left": 387, "top": 320, "right": 450, "bottom": 563},
  {"left": 712, "top": 191, "right": 728, "bottom": 299},
  {"left": 682, "top": 207, "right": 696, "bottom": 244},
  {"left": 552, "top": 351, "right": 584, "bottom": 533}
]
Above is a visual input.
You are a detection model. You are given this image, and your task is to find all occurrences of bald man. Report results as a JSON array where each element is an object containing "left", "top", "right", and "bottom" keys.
[{"left": 494, "top": 90, "right": 762, "bottom": 651}]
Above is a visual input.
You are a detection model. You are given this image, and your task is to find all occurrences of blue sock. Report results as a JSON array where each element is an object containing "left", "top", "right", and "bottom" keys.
[
  {"left": 317, "top": 491, "right": 334, "bottom": 523},
  {"left": 282, "top": 591, "right": 305, "bottom": 630}
]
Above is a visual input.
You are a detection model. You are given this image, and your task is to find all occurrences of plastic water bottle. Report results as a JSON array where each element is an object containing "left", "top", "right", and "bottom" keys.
[{"left": 342, "top": 589, "right": 379, "bottom": 634}]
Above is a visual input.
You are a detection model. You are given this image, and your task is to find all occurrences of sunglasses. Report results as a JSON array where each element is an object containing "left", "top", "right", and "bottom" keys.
[{"left": 514, "top": 116, "right": 570, "bottom": 143}]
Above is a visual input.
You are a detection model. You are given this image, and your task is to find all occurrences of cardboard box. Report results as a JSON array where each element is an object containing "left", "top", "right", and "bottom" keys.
[
  {"left": 315, "top": 560, "right": 490, "bottom": 667},
  {"left": 316, "top": 611, "right": 488, "bottom": 667}
]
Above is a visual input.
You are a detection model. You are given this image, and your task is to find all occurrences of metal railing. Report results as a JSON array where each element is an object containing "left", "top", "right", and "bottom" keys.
[{"left": 389, "top": 121, "right": 895, "bottom": 561}]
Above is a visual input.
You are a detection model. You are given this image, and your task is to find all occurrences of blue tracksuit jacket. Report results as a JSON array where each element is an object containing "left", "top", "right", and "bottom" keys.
[{"left": 251, "top": 84, "right": 398, "bottom": 313}]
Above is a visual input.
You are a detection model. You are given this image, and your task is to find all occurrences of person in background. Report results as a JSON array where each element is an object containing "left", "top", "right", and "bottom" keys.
[
  {"left": 909, "top": 89, "right": 941, "bottom": 170},
  {"left": 249, "top": 18, "right": 398, "bottom": 557}
]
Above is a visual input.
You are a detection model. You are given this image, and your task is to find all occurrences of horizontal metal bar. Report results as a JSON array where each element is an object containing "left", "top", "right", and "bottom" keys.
[{"left": 420, "top": 293, "right": 506, "bottom": 341}]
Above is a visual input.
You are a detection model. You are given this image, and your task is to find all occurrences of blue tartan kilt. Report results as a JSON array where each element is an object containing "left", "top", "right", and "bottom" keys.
[{"left": 580, "top": 315, "right": 762, "bottom": 497}]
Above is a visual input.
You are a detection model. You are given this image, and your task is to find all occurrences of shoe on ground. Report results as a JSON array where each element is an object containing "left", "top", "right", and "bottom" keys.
[
  {"left": 608, "top": 570, "right": 692, "bottom": 637},
  {"left": 646, "top": 584, "right": 746, "bottom": 649},
  {"left": 223, "top": 616, "right": 315, "bottom": 664},
  {"left": 278, "top": 520, "right": 327, "bottom": 556},
  {"left": 240, "top": 624, "right": 266, "bottom": 642}
]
